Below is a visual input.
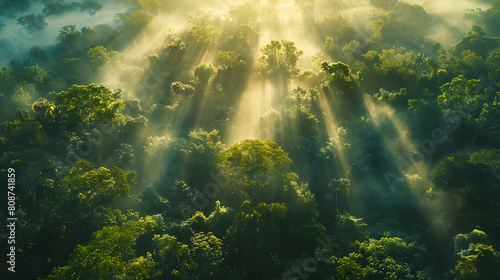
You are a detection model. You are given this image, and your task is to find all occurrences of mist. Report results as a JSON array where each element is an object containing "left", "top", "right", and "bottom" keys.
[{"left": 0, "top": 0, "right": 133, "bottom": 66}]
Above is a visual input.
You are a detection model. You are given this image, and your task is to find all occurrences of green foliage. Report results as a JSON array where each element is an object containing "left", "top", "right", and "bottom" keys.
[
  {"left": 475, "top": 94, "right": 500, "bottom": 143},
  {"left": 52, "top": 84, "right": 124, "bottom": 127},
  {"left": 138, "top": 0, "right": 162, "bottom": 15},
  {"left": 45, "top": 217, "right": 159, "bottom": 280},
  {"left": 451, "top": 26, "right": 499, "bottom": 58},
  {"left": 207, "top": 201, "right": 237, "bottom": 238},
  {"left": 436, "top": 74, "right": 499, "bottom": 140},
  {"left": 328, "top": 178, "right": 351, "bottom": 195},
  {"left": 59, "top": 160, "right": 133, "bottom": 208},
  {"left": 334, "top": 213, "right": 366, "bottom": 248},
  {"left": 0, "top": 148, "right": 54, "bottom": 202},
  {"left": 259, "top": 39, "right": 304, "bottom": 78},
  {"left": 87, "top": 46, "right": 121, "bottom": 68},
  {"left": 171, "top": 81, "right": 195, "bottom": 96},
  {"left": 17, "top": 14, "right": 47, "bottom": 32},
  {"left": 454, "top": 229, "right": 490, "bottom": 255},
  {"left": 114, "top": 143, "right": 135, "bottom": 167},
  {"left": 187, "top": 11, "right": 218, "bottom": 45},
  {"left": 186, "top": 211, "right": 208, "bottom": 233},
  {"left": 369, "top": 2, "right": 432, "bottom": 47},
  {"left": 144, "top": 130, "right": 225, "bottom": 210},
  {"left": 217, "top": 51, "right": 246, "bottom": 69},
  {"left": 455, "top": 243, "right": 500, "bottom": 280},
  {"left": 432, "top": 151, "right": 500, "bottom": 225},
  {"left": 153, "top": 233, "right": 194, "bottom": 276},
  {"left": 321, "top": 61, "right": 362, "bottom": 96},
  {"left": 438, "top": 75, "right": 485, "bottom": 112},
  {"left": 117, "top": 11, "right": 151, "bottom": 29},
  {"left": 374, "top": 49, "right": 416, "bottom": 86},
  {"left": 216, "top": 139, "right": 298, "bottom": 207},
  {"left": 487, "top": 47, "right": 500, "bottom": 80},
  {"left": 334, "top": 236, "right": 427, "bottom": 280},
  {"left": 228, "top": 3, "right": 257, "bottom": 25},
  {"left": 315, "top": 14, "right": 355, "bottom": 45},
  {"left": 226, "top": 201, "right": 288, "bottom": 278},
  {"left": 193, "top": 63, "right": 215, "bottom": 89},
  {"left": 375, "top": 88, "right": 407, "bottom": 107},
  {"left": 80, "top": 1, "right": 102, "bottom": 15},
  {"left": 39, "top": 160, "right": 136, "bottom": 242},
  {"left": 190, "top": 232, "right": 223, "bottom": 276}
]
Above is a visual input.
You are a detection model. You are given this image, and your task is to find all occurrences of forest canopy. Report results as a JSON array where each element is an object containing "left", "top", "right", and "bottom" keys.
[{"left": 0, "top": 0, "right": 499, "bottom": 279}]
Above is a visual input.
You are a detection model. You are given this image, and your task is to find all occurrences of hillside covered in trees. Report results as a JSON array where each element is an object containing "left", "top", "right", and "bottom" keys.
[{"left": 1, "top": 0, "right": 500, "bottom": 279}]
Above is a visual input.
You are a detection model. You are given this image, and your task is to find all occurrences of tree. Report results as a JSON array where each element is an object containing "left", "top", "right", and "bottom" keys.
[
  {"left": 117, "top": 11, "right": 151, "bottom": 30},
  {"left": 476, "top": 96, "right": 500, "bottom": 144},
  {"left": 295, "top": 0, "right": 316, "bottom": 15},
  {"left": 45, "top": 217, "right": 160, "bottom": 280},
  {"left": 226, "top": 201, "right": 288, "bottom": 278},
  {"left": 144, "top": 130, "right": 225, "bottom": 213},
  {"left": 153, "top": 233, "right": 200, "bottom": 278},
  {"left": 321, "top": 61, "right": 362, "bottom": 92},
  {"left": 216, "top": 139, "right": 298, "bottom": 207},
  {"left": 437, "top": 75, "right": 489, "bottom": 127},
  {"left": 55, "top": 160, "right": 133, "bottom": 208},
  {"left": 42, "top": 1, "right": 66, "bottom": 16},
  {"left": 451, "top": 229, "right": 500, "bottom": 280},
  {"left": 30, "top": 46, "right": 54, "bottom": 69},
  {"left": 190, "top": 232, "right": 223, "bottom": 277},
  {"left": 321, "top": 61, "right": 362, "bottom": 117},
  {"left": 487, "top": 47, "right": 500, "bottom": 80},
  {"left": 368, "top": 2, "right": 431, "bottom": 48},
  {"left": 87, "top": 46, "right": 109, "bottom": 68},
  {"left": 0, "top": 148, "right": 54, "bottom": 207},
  {"left": 451, "top": 25, "right": 493, "bottom": 58},
  {"left": 217, "top": 51, "right": 246, "bottom": 69},
  {"left": 56, "top": 25, "right": 81, "bottom": 51},
  {"left": 228, "top": 3, "right": 258, "bottom": 25},
  {"left": 139, "top": 0, "right": 163, "bottom": 15},
  {"left": 32, "top": 98, "right": 55, "bottom": 123},
  {"left": 455, "top": 244, "right": 500, "bottom": 280},
  {"left": 52, "top": 84, "right": 124, "bottom": 128},
  {"left": 40, "top": 160, "right": 136, "bottom": 240},
  {"left": 373, "top": 49, "right": 415, "bottom": 88},
  {"left": 432, "top": 151, "right": 500, "bottom": 226},
  {"left": 259, "top": 39, "right": 303, "bottom": 79},
  {"left": 207, "top": 201, "right": 237, "bottom": 238},
  {"left": 328, "top": 178, "right": 351, "bottom": 210},
  {"left": 17, "top": 14, "right": 47, "bottom": 32},
  {"left": 0, "top": 0, "right": 30, "bottom": 15},
  {"left": 170, "top": 81, "right": 194, "bottom": 96},
  {"left": 80, "top": 1, "right": 102, "bottom": 15},
  {"left": 87, "top": 46, "right": 121, "bottom": 68},
  {"left": 333, "top": 236, "right": 427, "bottom": 280}
]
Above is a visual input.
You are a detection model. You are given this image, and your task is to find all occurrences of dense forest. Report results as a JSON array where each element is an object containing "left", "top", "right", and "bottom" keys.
[{"left": 1, "top": 0, "right": 500, "bottom": 279}]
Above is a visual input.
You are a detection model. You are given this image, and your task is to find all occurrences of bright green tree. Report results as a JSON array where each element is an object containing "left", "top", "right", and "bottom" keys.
[
  {"left": 138, "top": 0, "right": 162, "bottom": 15},
  {"left": 216, "top": 139, "right": 298, "bottom": 207},
  {"left": 45, "top": 217, "right": 160, "bottom": 280},
  {"left": 52, "top": 84, "right": 124, "bottom": 128}
]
